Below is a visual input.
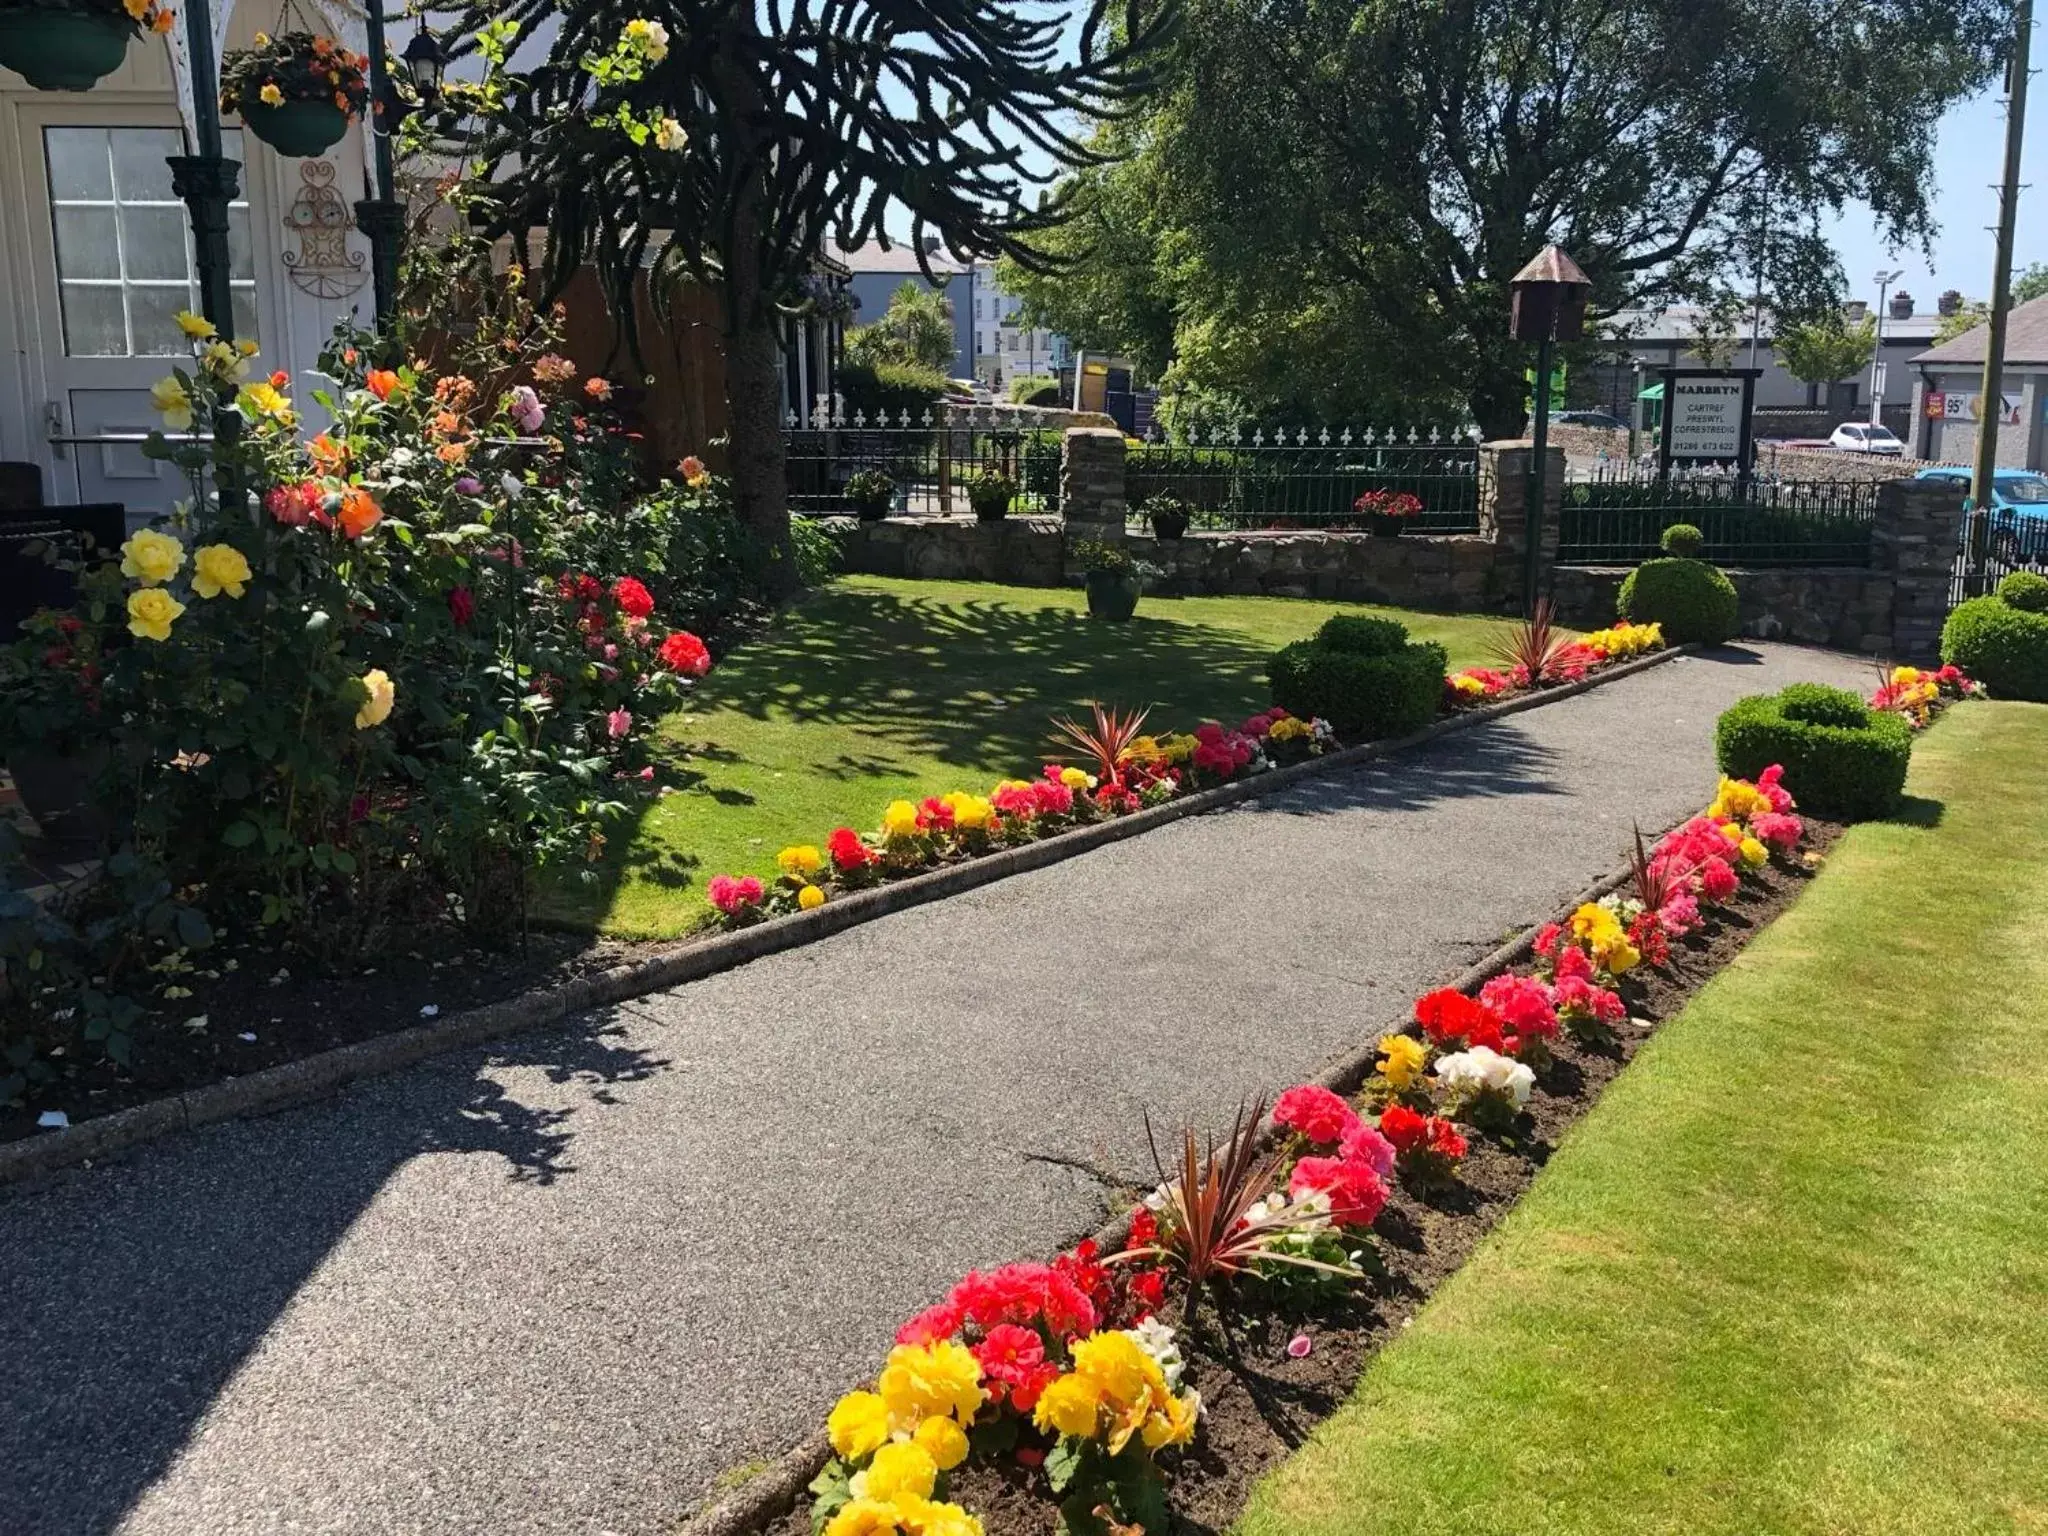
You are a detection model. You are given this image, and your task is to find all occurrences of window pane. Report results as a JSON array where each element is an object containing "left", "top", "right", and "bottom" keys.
[
  {"left": 60, "top": 284, "right": 127, "bottom": 356},
  {"left": 45, "top": 127, "right": 112, "bottom": 200},
  {"left": 120, "top": 204, "right": 192, "bottom": 281},
  {"left": 229, "top": 286, "right": 259, "bottom": 348},
  {"left": 111, "top": 128, "right": 182, "bottom": 202},
  {"left": 128, "top": 286, "right": 193, "bottom": 353},
  {"left": 52, "top": 207, "right": 120, "bottom": 280},
  {"left": 226, "top": 205, "right": 255, "bottom": 280}
]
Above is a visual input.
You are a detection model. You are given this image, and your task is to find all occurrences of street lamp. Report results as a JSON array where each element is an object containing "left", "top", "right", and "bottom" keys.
[
  {"left": 355, "top": 14, "right": 447, "bottom": 325},
  {"left": 1869, "top": 268, "right": 1904, "bottom": 426},
  {"left": 1509, "top": 244, "right": 1592, "bottom": 616}
]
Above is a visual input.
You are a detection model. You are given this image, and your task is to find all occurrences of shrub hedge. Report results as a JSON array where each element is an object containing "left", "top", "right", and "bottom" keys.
[
  {"left": 1269, "top": 616, "right": 1446, "bottom": 741},
  {"left": 1617, "top": 556, "right": 1740, "bottom": 645},
  {"left": 1659, "top": 522, "right": 1704, "bottom": 556},
  {"left": 1997, "top": 570, "right": 2048, "bottom": 613},
  {"left": 1942, "top": 593, "right": 2048, "bottom": 701},
  {"left": 1715, "top": 685, "right": 1914, "bottom": 821}
]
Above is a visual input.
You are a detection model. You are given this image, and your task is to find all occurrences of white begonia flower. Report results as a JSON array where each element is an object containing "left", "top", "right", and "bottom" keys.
[
  {"left": 1125, "top": 1317, "right": 1187, "bottom": 1391},
  {"left": 1435, "top": 1046, "right": 1534, "bottom": 1108}
]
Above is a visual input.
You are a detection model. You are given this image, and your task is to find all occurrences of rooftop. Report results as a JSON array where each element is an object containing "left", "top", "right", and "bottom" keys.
[
  {"left": 826, "top": 241, "right": 971, "bottom": 277},
  {"left": 1911, "top": 294, "right": 2048, "bottom": 367},
  {"left": 1607, "top": 303, "right": 1959, "bottom": 344}
]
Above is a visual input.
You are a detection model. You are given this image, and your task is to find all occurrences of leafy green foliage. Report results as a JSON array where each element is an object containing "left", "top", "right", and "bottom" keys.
[
  {"left": 1777, "top": 309, "right": 1878, "bottom": 388},
  {"left": 845, "top": 282, "right": 958, "bottom": 374},
  {"left": 1048, "top": 1437, "right": 1170, "bottom": 1536},
  {"left": 1314, "top": 614, "right": 1411, "bottom": 658},
  {"left": 1996, "top": 570, "right": 2048, "bottom": 614},
  {"left": 1618, "top": 557, "right": 1741, "bottom": 645},
  {"left": 1942, "top": 594, "right": 2048, "bottom": 702},
  {"left": 1659, "top": 523, "right": 1705, "bottom": 557},
  {"left": 837, "top": 362, "right": 948, "bottom": 424},
  {"left": 962, "top": 468, "right": 1019, "bottom": 521},
  {"left": 1268, "top": 620, "right": 1447, "bottom": 741},
  {"left": 1715, "top": 688, "right": 1913, "bottom": 820}
]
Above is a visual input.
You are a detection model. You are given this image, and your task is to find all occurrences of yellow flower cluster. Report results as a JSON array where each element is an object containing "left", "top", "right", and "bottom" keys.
[
  {"left": 127, "top": 587, "right": 185, "bottom": 642},
  {"left": 1376, "top": 1033, "right": 1428, "bottom": 1090},
  {"left": 1155, "top": 735, "right": 1197, "bottom": 765},
  {"left": 824, "top": 1344, "right": 985, "bottom": 1536},
  {"left": 192, "top": 543, "right": 251, "bottom": 600},
  {"left": 1583, "top": 621, "right": 1664, "bottom": 658},
  {"left": 1030, "top": 1331, "right": 1198, "bottom": 1456},
  {"left": 1449, "top": 674, "right": 1488, "bottom": 698},
  {"left": 882, "top": 799, "right": 920, "bottom": 838},
  {"left": 1059, "top": 765, "right": 1093, "bottom": 790},
  {"left": 1706, "top": 775, "right": 1770, "bottom": 825},
  {"left": 1567, "top": 902, "right": 1639, "bottom": 975},
  {"left": 778, "top": 845, "right": 823, "bottom": 877},
  {"left": 1268, "top": 716, "right": 1313, "bottom": 743},
  {"left": 940, "top": 791, "right": 992, "bottom": 830},
  {"left": 1716, "top": 821, "right": 1768, "bottom": 867}
]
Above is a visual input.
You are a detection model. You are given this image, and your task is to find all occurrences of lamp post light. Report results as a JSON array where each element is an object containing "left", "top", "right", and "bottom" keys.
[
  {"left": 1509, "top": 244, "right": 1592, "bottom": 617},
  {"left": 355, "top": 13, "right": 447, "bottom": 325},
  {"left": 1869, "top": 268, "right": 1904, "bottom": 426}
]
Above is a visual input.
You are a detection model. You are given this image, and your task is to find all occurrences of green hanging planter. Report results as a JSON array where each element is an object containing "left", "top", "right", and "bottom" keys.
[
  {"left": 0, "top": 9, "right": 133, "bottom": 91},
  {"left": 240, "top": 98, "right": 350, "bottom": 158}
]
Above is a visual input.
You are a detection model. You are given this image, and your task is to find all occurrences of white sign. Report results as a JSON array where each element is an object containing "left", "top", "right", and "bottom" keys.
[
  {"left": 1935, "top": 392, "right": 2022, "bottom": 426},
  {"left": 1668, "top": 378, "right": 1745, "bottom": 460}
]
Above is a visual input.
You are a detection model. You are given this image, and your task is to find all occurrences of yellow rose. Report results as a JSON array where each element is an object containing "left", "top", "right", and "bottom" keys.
[
  {"left": 149, "top": 375, "right": 194, "bottom": 432},
  {"left": 239, "top": 380, "right": 295, "bottom": 425},
  {"left": 1031, "top": 1373, "right": 1102, "bottom": 1439},
  {"left": 258, "top": 82, "right": 284, "bottom": 107},
  {"left": 654, "top": 116, "right": 687, "bottom": 152},
  {"left": 200, "top": 339, "right": 249, "bottom": 381},
  {"left": 823, "top": 1499, "right": 904, "bottom": 1536},
  {"left": 174, "top": 308, "right": 214, "bottom": 339},
  {"left": 119, "top": 528, "right": 185, "bottom": 585},
  {"left": 798, "top": 885, "right": 826, "bottom": 911},
  {"left": 881, "top": 800, "right": 919, "bottom": 838},
  {"left": 826, "top": 1390, "right": 891, "bottom": 1462},
  {"left": 354, "top": 668, "right": 395, "bottom": 729},
  {"left": 858, "top": 1442, "right": 936, "bottom": 1506},
  {"left": 126, "top": 586, "right": 185, "bottom": 642},
  {"left": 777, "top": 844, "right": 823, "bottom": 877},
  {"left": 191, "top": 542, "right": 251, "bottom": 599},
  {"left": 911, "top": 1413, "right": 968, "bottom": 1472}
]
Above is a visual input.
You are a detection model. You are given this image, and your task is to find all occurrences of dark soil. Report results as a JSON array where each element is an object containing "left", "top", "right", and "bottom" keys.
[
  {"left": 760, "top": 821, "right": 1844, "bottom": 1536},
  {"left": 0, "top": 924, "right": 676, "bottom": 1144}
]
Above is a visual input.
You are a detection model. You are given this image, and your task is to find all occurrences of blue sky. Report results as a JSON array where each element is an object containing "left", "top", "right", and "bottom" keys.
[{"left": 1815, "top": 85, "right": 2037, "bottom": 309}]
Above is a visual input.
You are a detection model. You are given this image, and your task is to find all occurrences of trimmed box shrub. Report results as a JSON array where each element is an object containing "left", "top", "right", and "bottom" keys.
[
  {"left": 1942, "top": 592, "right": 2048, "bottom": 701},
  {"left": 1997, "top": 570, "right": 2048, "bottom": 613},
  {"left": 1659, "top": 522, "right": 1704, "bottom": 557},
  {"left": 1617, "top": 556, "right": 1740, "bottom": 645},
  {"left": 1269, "top": 616, "right": 1446, "bottom": 741},
  {"left": 1716, "top": 684, "right": 1914, "bottom": 821}
]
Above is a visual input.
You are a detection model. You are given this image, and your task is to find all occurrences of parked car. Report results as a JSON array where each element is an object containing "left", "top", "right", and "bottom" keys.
[
  {"left": 1556, "top": 410, "right": 1628, "bottom": 430},
  {"left": 1915, "top": 467, "right": 2048, "bottom": 561},
  {"left": 1828, "top": 421, "right": 1905, "bottom": 455}
]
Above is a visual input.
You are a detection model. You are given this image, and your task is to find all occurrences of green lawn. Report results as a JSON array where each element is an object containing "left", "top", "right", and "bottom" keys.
[
  {"left": 1238, "top": 700, "right": 2048, "bottom": 1536},
  {"left": 550, "top": 576, "right": 1522, "bottom": 937}
]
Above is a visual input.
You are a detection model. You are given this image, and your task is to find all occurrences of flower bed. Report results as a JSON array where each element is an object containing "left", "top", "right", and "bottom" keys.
[
  {"left": 702, "top": 627, "right": 1669, "bottom": 925},
  {"left": 723, "top": 740, "right": 1979, "bottom": 1536}
]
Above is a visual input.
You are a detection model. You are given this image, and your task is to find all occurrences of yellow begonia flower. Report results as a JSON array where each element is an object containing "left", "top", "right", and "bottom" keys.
[
  {"left": 911, "top": 1413, "right": 967, "bottom": 1472},
  {"left": 126, "top": 586, "right": 184, "bottom": 642},
  {"left": 822, "top": 1500, "right": 904, "bottom": 1536},
  {"left": 150, "top": 375, "right": 194, "bottom": 432},
  {"left": 1031, "top": 1372, "right": 1102, "bottom": 1439},
  {"left": 942, "top": 792, "right": 991, "bottom": 829},
  {"left": 653, "top": 116, "right": 687, "bottom": 152},
  {"left": 1071, "top": 1330, "right": 1164, "bottom": 1409},
  {"left": 1269, "top": 716, "right": 1312, "bottom": 740},
  {"left": 174, "top": 308, "right": 215, "bottom": 339},
  {"left": 859, "top": 1443, "right": 936, "bottom": 1506},
  {"left": 1141, "top": 1388, "right": 1200, "bottom": 1450},
  {"left": 1377, "top": 1033, "right": 1428, "bottom": 1090},
  {"left": 1740, "top": 836, "right": 1768, "bottom": 867},
  {"left": 777, "top": 844, "right": 823, "bottom": 877},
  {"left": 191, "top": 542, "right": 251, "bottom": 599},
  {"left": 881, "top": 800, "right": 919, "bottom": 838},
  {"left": 355, "top": 668, "right": 396, "bottom": 729},
  {"left": 120, "top": 528, "right": 185, "bottom": 585},
  {"left": 798, "top": 885, "right": 826, "bottom": 911},
  {"left": 1596, "top": 935, "right": 1640, "bottom": 976},
  {"left": 897, "top": 1499, "right": 982, "bottom": 1536},
  {"left": 826, "top": 1390, "right": 891, "bottom": 1462},
  {"left": 259, "top": 83, "right": 284, "bottom": 106},
  {"left": 1058, "top": 766, "right": 1089, "bottom": 791},
  {"left": 875, "top": 1341, "right": 984, "bottom": 1426}
]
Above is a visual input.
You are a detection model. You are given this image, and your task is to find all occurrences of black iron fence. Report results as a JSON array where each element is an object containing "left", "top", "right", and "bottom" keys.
[
  {"left": 784, "top": 411, "right": 1060, "bottom": 517},
  {"left": 1125, "top": 427, "right": 1482, "bottom": 533},
  {"left": 1557, "top": 467, "right": 1882, "bottom": 567},
  {"left": 1949, "top": 504, "right": 2048, "bottom": 609}
]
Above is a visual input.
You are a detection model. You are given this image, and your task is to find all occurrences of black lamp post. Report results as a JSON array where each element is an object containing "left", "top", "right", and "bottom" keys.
[
  {"left": 167, "top": 0, "right": 239, "bottom": 336},
  {"left": 1508, "top": 244, "right": 1591, "bottom": 616},
  {"left": 354, "top": 13, "right": 446, "bottom": 325}
]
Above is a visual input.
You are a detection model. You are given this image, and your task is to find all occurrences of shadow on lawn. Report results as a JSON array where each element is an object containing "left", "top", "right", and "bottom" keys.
[{"left": 0, "top": 1011, "right": 665, "bottom": 1533}]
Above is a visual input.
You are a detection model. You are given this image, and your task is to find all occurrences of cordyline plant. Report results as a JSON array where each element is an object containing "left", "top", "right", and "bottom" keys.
[
  {"left": 1114, "top": 1097, "right": 1358, "bottom": 1334},
  {"left": 1049, "top": 701, "right": 1149, "bottom": 787},
  {"left": 1490, "top": 596, "right": 1570, "bottom": 685},
  {"left": 1627, "top": 822, "right": 1683, "bottom": 913}
]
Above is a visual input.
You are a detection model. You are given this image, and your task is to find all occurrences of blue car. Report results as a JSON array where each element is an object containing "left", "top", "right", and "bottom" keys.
[{"left": 1915, "top": 467, "right": 2048, "bottom": 560}]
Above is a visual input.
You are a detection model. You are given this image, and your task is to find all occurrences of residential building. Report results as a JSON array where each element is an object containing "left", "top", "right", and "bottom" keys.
[
  {"left": 1907, "top": 293, "right": 2048, "bottom": 472},
  {"left": 968, "top": 270, "right": 1068, "bottom": 392}
]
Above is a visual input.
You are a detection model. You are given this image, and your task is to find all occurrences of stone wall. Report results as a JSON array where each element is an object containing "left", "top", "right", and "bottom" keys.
[
  {"left": 837, "top": 515, "right": 1065, "bottom": 586},
  {"left": 1126, "top": 530, "right": 1506, "bottom": 607}
]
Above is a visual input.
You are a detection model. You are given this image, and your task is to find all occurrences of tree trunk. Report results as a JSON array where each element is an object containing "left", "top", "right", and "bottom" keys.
[{"left": 722, "top": 249, "right": 800, "bottom": 600}]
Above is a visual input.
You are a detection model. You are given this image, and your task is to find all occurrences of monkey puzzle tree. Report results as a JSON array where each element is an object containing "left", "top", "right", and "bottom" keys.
[{"left": 449, "top": 0, "right": 1167, "bottom": 591}]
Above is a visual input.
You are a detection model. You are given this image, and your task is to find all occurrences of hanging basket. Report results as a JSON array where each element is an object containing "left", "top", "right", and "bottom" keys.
[
  {"left": 240, "top": 98, "right": 349, "bottom": 158},
  {"left": 0, "top": 10, "right": 133, "bottom": 91}
]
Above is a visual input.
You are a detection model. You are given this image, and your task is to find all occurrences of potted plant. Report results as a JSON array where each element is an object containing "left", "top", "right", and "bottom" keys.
[
  {"left": 843, "top": 468, "right": 894, "bottom": 522},
  {"left": 1074, "top": 540, "right": 1157, "bottom": 621},
  {"left": 1354, "top": 488, "right": 1423, "bottom": 537},
  {"left": 961, "top": 467, "right": 1017, "bottom": 523},
  {"left": 1143, "top": 492, "right": 1192, "bottom": 541},
  {"left": 220, "top": 30, "right": 369, "bottom": 158},
  {"left": 0, "top": 0, "right": 175, "bottom": 92}
]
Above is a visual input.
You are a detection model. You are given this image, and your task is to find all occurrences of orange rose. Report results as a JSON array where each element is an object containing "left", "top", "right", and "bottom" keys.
[
  {"left": 436, "top": 441, "right": 469, "bottom": 465},
  {"left": 365, "top": 368, "right": 401, "bottom": 401},
  {"left": 431, "top": 409, "right": 463, "bottom": 439},
  {"left": 269, "top": 369, "right": 290, "bottom": 390},
  {"left": 308, "top": 432, "right": 348, "bottom": 474},
  {"left": 337, "top": 486, "right": 381, "bottom": 538}
]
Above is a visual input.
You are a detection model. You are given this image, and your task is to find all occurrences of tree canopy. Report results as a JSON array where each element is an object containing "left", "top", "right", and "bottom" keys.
[
  {"left": 1004, "top": 0, "right": 2009, "bottom": 437},
  {"left": 1778, "top": 309, "right": 1877, "bottom": 386},
  {"left": 845, "top": 281, "right": 958, "bottom": 373}
]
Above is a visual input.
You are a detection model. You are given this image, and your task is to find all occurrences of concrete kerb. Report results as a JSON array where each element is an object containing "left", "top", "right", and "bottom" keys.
[
  {"left": 673, "top": 834, "right": 1665, "bottom": 1536},
  {"left": 0, "top": 644, "right": 1693, "bottom": 1191}
]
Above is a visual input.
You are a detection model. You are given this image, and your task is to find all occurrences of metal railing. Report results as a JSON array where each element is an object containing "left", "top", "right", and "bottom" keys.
[
  {"left": 1557, "top": 466, "right": 1882, "bottom": 567},
  {"left": 1125, "top": 425, "right": 1482, "bottom": 533},
  {"left": 783, "top": 408, "right": 1058, "bottom": 517}
]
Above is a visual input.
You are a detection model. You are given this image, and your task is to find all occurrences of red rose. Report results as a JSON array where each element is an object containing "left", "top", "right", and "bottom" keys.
[
  {"left": 447, "top": 585, "right": 475, "bottom": 626},
  {"left": 612, "top": 576, "right": 654, "bottom": 618}
]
